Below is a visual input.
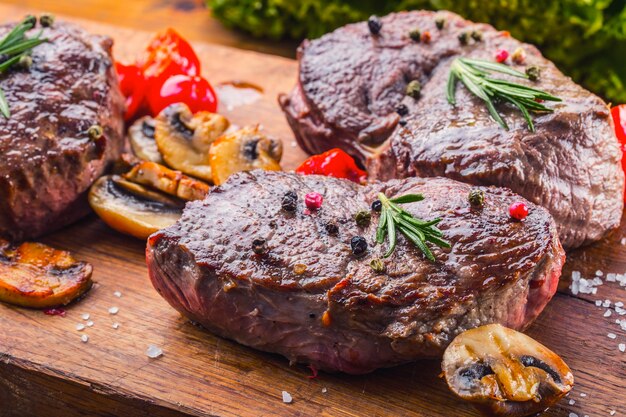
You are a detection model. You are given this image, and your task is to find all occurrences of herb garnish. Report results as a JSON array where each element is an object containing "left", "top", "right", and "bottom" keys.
[
  {"left": 0, "top": 16, "right": 48, "bottom": 118},
  {"left": 447, "top": 58, "right": 561, "bottom": 132},
  {"left": 375, "top": 193, "right": 450, "bottom": 261}
]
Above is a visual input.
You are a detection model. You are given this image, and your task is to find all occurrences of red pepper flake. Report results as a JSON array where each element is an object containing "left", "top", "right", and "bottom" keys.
[
  {"left": 305, "top": 192, "right": 323, "bottom": 210},
  {"left": 307, "top": 364, "right": 319, "bottom": 379},
  {"left": 501, "top": 30, "right": 511, "bottom": 38},
  {"left": 321, "top": 310, "right": 332, "bottom": 327},
  {"left": 495, "top": 49, "right": 509, "bottom": 63},
  {"left": 420, "top": 31, "right": 431, "bottom": 44},
  {"left": 509, "top": 202, "right": 529, "bottom": 220},
  {"left": 43, "top": 308, "right": 66, "bottom": 317}
]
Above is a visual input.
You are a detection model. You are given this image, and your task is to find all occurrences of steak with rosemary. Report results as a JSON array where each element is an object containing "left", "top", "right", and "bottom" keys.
[
  {"left": 147, "top": 171, "right": 564, "bottom": 374},
  {"left": 279, "top": 10, "right": 624, "bottom": 249},
  {"left": 0, "top": 21, "right": 124, "bottom": 240}
]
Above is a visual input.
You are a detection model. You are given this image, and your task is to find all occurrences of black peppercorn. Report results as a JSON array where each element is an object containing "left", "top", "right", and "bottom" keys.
[
  {"left": 398, "top": 119, "right": 407, "bottom": 127},
  {"left": 325, "top": 222, "right": 339, "bottom": 235},
  {"left": 371, "top": 200, "right": 382, "bottom": 212},
  {"left": 368, "top": 15, "right": 382, "bottom": 35},
  {"left": 406, "top": 80, "right": 421, "bottom": 99},
  {"left": 458, "top": 32, "right": 470, "bottom": 45},
  {"left": 468, "top": 189, "right": 485, "bottom": 208},
  {"left": 282, "top": 191, "right": 298, "bottom": 212},
  {"left": 350, "top": 236, "right": 368, "bottom": 256},
  {"left": 354, "top": 210, "right": 371, "bottom": 227},
  {"left": 252, "top": 238, "right": 266, "bottom": 254},
  {"left": 39, "top": 14, "right": 55, "bottom": 28},
  {"left": 471, "top": 30, "right": 483, "bottom": 42},
  {"left": 395, "top": 103, "right": 409, "bottom": 116},
  {"left": 435, "top": 18, "right": 445, "bottom": 30},
  {"left": 409, "top": 29, "right": 421, "bottom": 42},
  {"left": 526, "top": 66, "right": 541, "bottom": 82}
]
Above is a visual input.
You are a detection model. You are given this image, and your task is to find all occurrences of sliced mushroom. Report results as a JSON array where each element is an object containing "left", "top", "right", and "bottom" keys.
[
  {"left": 154, "top": 103, "right": 230, "bottom": 182},
  {"left": 123, "top": 161, "right": 210, "bottom": 201},
  {"left": 89, "top": 176, "right": 183, "bottom": 240},
  {"left": 128, "top": 116, "right": 164, "bottom": 163},
  {"left": 209, "top": 126, "right": 283, "bottom": 185},
  {"left": 442, "top": 324, "right": 574, "bottom": 417},
  {"left": 0, "top": 239, "right": 92, "bottom": 308}
]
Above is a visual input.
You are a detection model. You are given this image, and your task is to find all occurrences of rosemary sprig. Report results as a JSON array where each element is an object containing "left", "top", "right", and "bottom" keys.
[
  {"left": 447, "top": 58, "right": 561, "bottom": 132},
  {"left": 375, "top": 193, "right": 450, "bottom": 262},
  {"left": 0, "top": 16, "right": 48, "bottom": 118}
]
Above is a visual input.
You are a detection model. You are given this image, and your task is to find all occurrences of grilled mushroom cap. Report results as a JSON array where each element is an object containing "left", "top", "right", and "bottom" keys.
[
  {"left": 442, "top": 324, "right": 573, "bottom": 417},
  {"left": 154, "top": 103, "right": 230, "bottom": 182},
  {"left": 128, "top": 116, "right": 164, "bottom": 164},
  {"left": 89, "top": 176, "right": 183, "bottom": 240},
  {"left": 209, "top": 126, "right": 282, "bottom": 185},
  {"left": 0, "top": 239, "right": 92, "bottom": 308}
]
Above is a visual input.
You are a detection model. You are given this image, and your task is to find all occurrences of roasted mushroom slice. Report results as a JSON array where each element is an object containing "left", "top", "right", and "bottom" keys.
[
  {"left": 123, "top": 161, "right": 210, "bottom": 202},
  {"left": 128, "top": 116, "right": 164, "bottom": 163},
  {"left": 89, "top": 176, "right": 183, "bottom": 240},
  {"left": 155, "top": 103, "right": 230, "bottom": 182},
  {"left": 442, "top": 324, "right": 574, "bottom": 417},
  {"left": 0, "top": 239, "right": 92, "bottom": 308},
  {"left": 209, "top": 126, "right": 283, "bottom": 185}
]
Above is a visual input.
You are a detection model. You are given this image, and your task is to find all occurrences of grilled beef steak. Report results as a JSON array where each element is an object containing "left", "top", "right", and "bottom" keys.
[
  {"left": 147, "top": 171, "right": 564, "bottom": 374},
  {"left": 0, "top": 22, "right": 125, "bottom": 240},
  {"left": 279, "top": 10, "right": 624, "bottom": 249}
]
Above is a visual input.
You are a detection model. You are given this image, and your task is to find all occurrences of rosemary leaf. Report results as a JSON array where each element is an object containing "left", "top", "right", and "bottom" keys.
[
  {"left": 0, "top": 88, "right": 9, "bottom": 118},
  {"left": 389, "top": 193, "right": 424, "bottom": 204},
  {"left": 383, "top": 210, "right": 396, "bottom": 258}
]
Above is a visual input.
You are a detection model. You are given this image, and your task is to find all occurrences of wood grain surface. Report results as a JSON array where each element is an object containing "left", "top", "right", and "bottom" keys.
[{"left": 0, "top": 4, "right": 625, "bottom": 417}]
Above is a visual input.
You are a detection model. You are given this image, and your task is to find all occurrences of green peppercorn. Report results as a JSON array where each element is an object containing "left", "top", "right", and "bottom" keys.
[
  {"left": 468, "top": 189, "right": 485, "bottom": 208},
  {"left": 435, "top": 18, "right": 445, "bottom": 30},
  {"left": 471, "top": 30, "right": 483, "bottom": 42},
  {"left": 526, "top": 66, "right": 541, "bottom": 81},
  {"left": 458, "top": 32, "right": 470, "bottom": 45},
  {"left": 87, "top": 125, "right": 103, "bottom": 140},
  {"left": 354, "top": 210, "right": 371, "bottom": 227},
  {"left": 39, "top": 14, "right": 55, "bottom": 28},
  {"left": 17, "top": 55, "right": 32, "bottom": 70},
  {"left": 406, "top": 80, "right": 421, "bottom": 99},
  {"left": 409, "top": 29, "right": 421, "bottom": 42},
  {"left": 370, "top": 258, "right": 385, "bottom": 273}
]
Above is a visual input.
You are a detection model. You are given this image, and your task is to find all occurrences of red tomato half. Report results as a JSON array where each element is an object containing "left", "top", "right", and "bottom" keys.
[
  {"left": 148, "top": 74, "right": 218, "bottom": 115},
  {"left": 611, "top": 104, "right": 626, "bottom": 202},
  {"left": 296, "top": 148, "right": 367, "bottom": 184},
  {"left": 115, "top": 62, "right": 146, "bottom": 121}
]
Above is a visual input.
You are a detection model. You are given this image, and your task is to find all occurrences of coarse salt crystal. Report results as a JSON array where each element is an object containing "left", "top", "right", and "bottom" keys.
[
  {"left": 619, "top": 343, "right": 625, "bottom": 353},
  {"left": 621, "top": 321, "right": 626, "bottom": 331},
  {"left": 321, "top": 387, "right": 327, "bottom": 393},
  {"left": 146, "top": 344, "right": 163, "bottom": 359},
  {"left": 604, "top": 310, "right": 612, "bottom": 318},
  {"left": 596, "top": 300, "right": 602, "bottom": 307},
  {"left": 76, "top": 323, "right": 85, "bottom": 331},
  {"left": 610, "top": 411, "right": 616, "bottom": 416},
  {"left": 603, "top": 300, "right": 611, "bottom": 308},
  {"left": 108, "top": 306, "right": 119, "bottom": 315},
  {"left": 579, "top": 392, "right": 587, "bottom": 397},
  {"left": 621, "top": 237, "right": 626, "bottom": 245},
  {"left": 114, "top": 291, "right": 122, "bottom": 298},
  {"left": 569, "top": 413, "right": 578, "bottom": 417},
  {"left": 112, "top": 323, "right": 120, "bottom": 329},
  {"left": 81, "top": 334, "right": 89, "bottom": 343},
  {"left": 616, "top": 302, "right": 624, "bottom": 308},
  {"left": 86, "top": 320, "right": 94, "bottom": 327},
  {"left": 282, "top": 391, "right": 293, "bottom": 404},
  {"left": 595, "top": 270, "right": 603, "bottom": 277},
  {"left": 568, "top": 399, "right": 575, "bottom": 405},
  {"left": 81, "top": 313, "right": 90, "bottom": 320},
  {"left": 617, "top": 307, "right": 626, "bottom": 315},
  {"left": 606, "top": 273, "right": 617, "bottom": 282},
  {"left": 608, "top": 333, "right": 617, "bottom": 339}
]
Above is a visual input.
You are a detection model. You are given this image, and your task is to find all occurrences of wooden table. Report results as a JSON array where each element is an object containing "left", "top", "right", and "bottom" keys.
[{"left": 0, "top": 3, "right": 624, "bottom": 417}]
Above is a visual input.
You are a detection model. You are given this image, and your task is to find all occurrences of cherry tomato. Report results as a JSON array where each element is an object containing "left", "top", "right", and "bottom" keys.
[
  {"left": 139, "top": 28, "right": 200, "bottom": 87},
  {"left": 611, "top": 104, "right": 626, "bottom": 202},
  {"left": 115, "top": 62, "right": 146, "bottom": 121},
  {"left": 296, "top": 148, "right": 367, "bottom": 184},
  {"left": 148, "top": 74, "right": 218, "bottom": 115}
]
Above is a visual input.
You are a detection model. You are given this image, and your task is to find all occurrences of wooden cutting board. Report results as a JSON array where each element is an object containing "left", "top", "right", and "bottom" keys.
[{"left": 0, "top": 5, "right": 625, "bottom": 417}]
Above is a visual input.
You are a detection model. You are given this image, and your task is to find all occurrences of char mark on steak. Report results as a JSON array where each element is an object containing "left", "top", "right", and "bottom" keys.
[
  {"left": 147, "top": 170, "right": 564, "bottom": 374},
  {"left": 279, "top": 10, "right": 624, "bottom": 249},
  {"left": 0, "top": 21, "right": 125, "bottom": 240}
]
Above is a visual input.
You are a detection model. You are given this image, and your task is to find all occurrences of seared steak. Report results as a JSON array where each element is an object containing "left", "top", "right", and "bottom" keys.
[
  {"left": 147, "top": 171, "right": 564, "bottom": 374},
  {"left": 0, "top": 22, "right": 125, "bottom": 240},
  {"left": 279, "top": 10, "right": 624, "bottom": 249}
]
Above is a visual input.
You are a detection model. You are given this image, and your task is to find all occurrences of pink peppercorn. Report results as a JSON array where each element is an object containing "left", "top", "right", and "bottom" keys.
[
  {"left": 495, "top": 49, "right": 509, "bottom": 63},
  {"left": 305, "top": 192, "right": 323, "bottom": 210},
  {"left": 509, "top": 202, "right": 529, "bottom": 220}
]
